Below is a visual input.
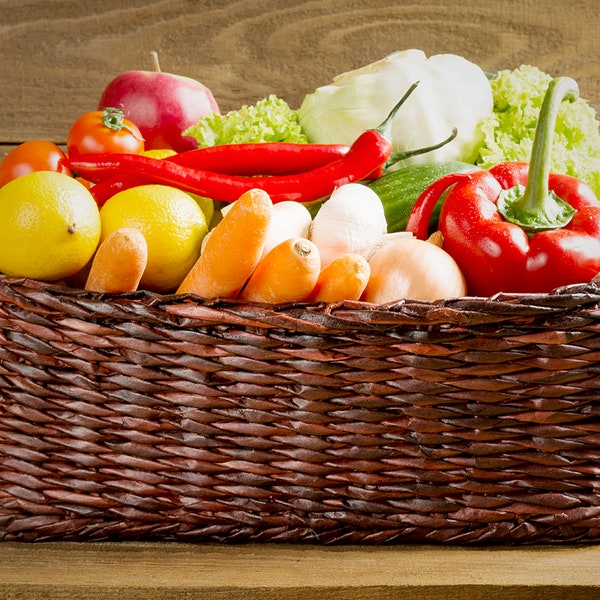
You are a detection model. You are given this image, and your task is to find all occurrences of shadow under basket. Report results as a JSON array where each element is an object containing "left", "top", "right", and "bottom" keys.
[{"left": 1, "top": 273, "right": 600, "bottom": 545}]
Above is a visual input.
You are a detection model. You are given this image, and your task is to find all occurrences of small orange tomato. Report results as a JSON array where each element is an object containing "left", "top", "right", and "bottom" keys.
[
  {"left": 66, "top": 107, "right": 145, "bottom": 158},
  {"left": 0, "top": 140, "right": 71, "bottom": 188}
]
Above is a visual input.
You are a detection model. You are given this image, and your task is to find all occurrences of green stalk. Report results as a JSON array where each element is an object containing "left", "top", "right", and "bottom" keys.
[
  {"left": 375, "top": 81, "right": 420, "bottom": 137},
  {"left": 386, "top": 128, "right": 458, "bottom": 167},
  {"left": 497, "top": 77, "right": 579, "bottom": 231}
]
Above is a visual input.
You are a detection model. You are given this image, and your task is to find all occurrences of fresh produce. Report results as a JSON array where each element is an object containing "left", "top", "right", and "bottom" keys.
[
  {"left": 476, "top": 64, "right": 600, "bottom": 198},
  {"left": 84, "top": 227, "right": 148, "bottom": 293},
  {"left": 184, "top": 95, "right": 305, "bottom": 146},
  {"left": 309, "top": 183, "right": 388, "bottom": 267},
  {"left": 239, "top": 237, "right": 321, "bottom": 303},
  {"left": 307, "top": 253, "right": 371, "bottom": 303},
  {"left": 363, "top": 235, "right": 467, "bottom": 303},
  {"left": 177, "top": 188, "right": 273, "bottom": 298},
  {"left": 261, "top": 201, "right": 312, "bottom": 258},
  {"left": 0, "top": 171, "right": 100, "bottom": 281},
  {"left": 63, "top": 86, "right": 416, "bottom": 204},
  {"left": 298, "top": 49, "right": 494, "bottom": 169},
  {"left": 367, "top": 160, "right": 481, "bottom": 233},
  {"left": 149, "top": 141, "right": 350, "bottom": 174},
  {"left": 87, "top": 141, "right": 353, "bottom": 205},
  {"left": 98, "top": 52, "right": 219, "bottom": 152},
  {"left": 0, "top": 140, "right": 72, "bottom": 188},
  {"left": 4, "top": 49, "right": 600, "bottom": 305},
  {"left": 66, "top": 107, "right": 145, "bottom": 158},
  {"left": 407, "top": 77, "right": 600, "bottom": 296},
  {"left": 99, "top": 184, "right": 208, "bottom": 292}
]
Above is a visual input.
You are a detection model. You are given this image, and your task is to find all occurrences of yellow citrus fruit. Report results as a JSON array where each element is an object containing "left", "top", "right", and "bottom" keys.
[
  {"left": 100, "top": 184, "right": 207, "bottom": 292},
  {"left": 0, "top": 171, "right": 101, "bottom": 281},
  {"left": 171, "top": 186, "right": 215, "bottom": 225},
  {"left": 142, "top": 149, "right": 177, "bottom": 159},
  {"left": 191, "top": 194, "right": 215, "bottom": 226},
  {"left": 142, "top": 148, "right": 215, "bottom": 224}
]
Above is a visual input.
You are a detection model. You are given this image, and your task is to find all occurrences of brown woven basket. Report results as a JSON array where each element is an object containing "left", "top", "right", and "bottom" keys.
[{"left": 1, "top": 272, "right": 599, "bottom": 544}]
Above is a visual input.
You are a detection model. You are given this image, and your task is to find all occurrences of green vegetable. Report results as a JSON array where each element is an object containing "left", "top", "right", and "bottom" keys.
[
  {"left": 476, "top": 64, "right": 600, "bottom": 197},
  {"left": 184, "top": 94, "right": 307, "bottom": 147},
  {"left": 368, "top": 161, "right": 480, "bottom": 233},
  {"left": 297, "top": 50, "right": 494, "bottom": 169}
]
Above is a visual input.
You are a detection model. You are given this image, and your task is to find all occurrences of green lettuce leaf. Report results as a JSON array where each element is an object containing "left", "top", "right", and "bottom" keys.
[
  {"left": 184, "top": 94, "right": 307, "bottom": 147},
  {"left": 476, "top": 64, "right": 600, "bottom": 197}
]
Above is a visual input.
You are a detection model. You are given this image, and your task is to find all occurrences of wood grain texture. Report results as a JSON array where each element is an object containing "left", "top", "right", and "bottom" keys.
[
  {"left": 1, "top": 542, "right": 600, "bottom": 599},
  {"left": 1, "top": 0, "right": 600, "bottom": 146}
]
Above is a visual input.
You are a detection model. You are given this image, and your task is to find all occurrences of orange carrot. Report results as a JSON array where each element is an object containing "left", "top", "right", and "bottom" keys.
[
  {"left": 84, "top": 227, "right": 148, "bottom": 293},
  {"left": 307, "top": 253, "right": 370, "bottom": 303},
  {"left": 239, "top": 237, "right": 321, "bottom": 304},
  {"left": 176, "top": 188, "right": 273, "bottom": 298}
]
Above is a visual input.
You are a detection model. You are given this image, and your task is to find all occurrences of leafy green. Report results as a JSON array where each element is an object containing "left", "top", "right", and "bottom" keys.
[
  {"left": 476, "top": 64, "right": 600, "bottom": 197},
  {"left": 184, "top": 94, "right": 307, "bottom": 147}
]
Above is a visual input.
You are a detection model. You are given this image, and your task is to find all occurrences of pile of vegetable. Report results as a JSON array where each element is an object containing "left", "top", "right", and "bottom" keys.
[{"left": 2, "top": 49, "right": 600, "bottom": 303}]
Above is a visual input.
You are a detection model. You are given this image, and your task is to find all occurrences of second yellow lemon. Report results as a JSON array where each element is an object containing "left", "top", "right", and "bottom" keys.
[
  {"left": 100, "top": 184, "right": 208, "bottom": 292},
  {"left": 142, "top": 149, "right": 215, "bottom": 224}
]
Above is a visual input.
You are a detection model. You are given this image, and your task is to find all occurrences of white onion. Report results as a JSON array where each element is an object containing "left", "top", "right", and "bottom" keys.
[{"left": 363, "top": 236, "right": 467, "bottom": 303}]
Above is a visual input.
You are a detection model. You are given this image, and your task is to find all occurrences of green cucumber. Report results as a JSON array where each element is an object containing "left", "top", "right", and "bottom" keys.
[{"left": 368, "top": 161, "right": 481, "bottom": 233}]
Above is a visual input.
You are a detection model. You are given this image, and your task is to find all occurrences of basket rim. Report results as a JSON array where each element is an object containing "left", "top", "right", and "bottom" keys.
[{"left": 1, "top": 273, "right": 600, "bottom": 332}]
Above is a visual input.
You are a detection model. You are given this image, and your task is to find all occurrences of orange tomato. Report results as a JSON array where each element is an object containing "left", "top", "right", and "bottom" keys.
[
  {"left": 0, "top": 140, "right": 71, "bottom": 188},
  {"left": 66, "top": 107, "right": 145, "bottom": 158}
]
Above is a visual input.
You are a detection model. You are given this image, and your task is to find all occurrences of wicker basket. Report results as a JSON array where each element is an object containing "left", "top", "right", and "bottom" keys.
[{"left": 1, "top": 272, "right": 599, "bottom": 544}]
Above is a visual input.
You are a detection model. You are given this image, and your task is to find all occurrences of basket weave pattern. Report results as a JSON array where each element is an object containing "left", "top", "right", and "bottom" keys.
[{"left": 1, "top": 274, "right": 599, "bottom": 544}]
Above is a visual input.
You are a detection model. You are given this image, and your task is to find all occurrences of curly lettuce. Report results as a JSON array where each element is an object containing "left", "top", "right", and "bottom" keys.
[
  {"left": 476, "top": 64, "right": 600, "bottom": 197},
  {"left": 183, "top": 94, "right": 307, "bottom": 147}
]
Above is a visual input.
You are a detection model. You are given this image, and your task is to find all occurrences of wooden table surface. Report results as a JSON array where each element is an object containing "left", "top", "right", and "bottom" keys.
[
  {"left": 2, "top": 1, "right": 600, "bottom": 597},
  {"left": 2, "top": 541, "right": 600, "bottom": 599}
]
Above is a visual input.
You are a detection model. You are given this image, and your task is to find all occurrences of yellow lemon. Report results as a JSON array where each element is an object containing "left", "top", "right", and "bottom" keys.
[
  {"left": 191, "top": 194, "right": 215, "bottom": 226},
  {"left": 100, "top": 184, "right": 207, "bottom": 292},
  {"left": 142, "top": 148, "right": 215, "bottom": 224},
  {"left": 0, "top": 171, "right": 101, "bottom": 281},
  {"left": 142, "top": 149, "right": 177, "bottom": 159}
]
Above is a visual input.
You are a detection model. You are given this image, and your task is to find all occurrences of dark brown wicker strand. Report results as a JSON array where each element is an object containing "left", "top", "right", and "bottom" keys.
[{"left": 1, "top": 274, "right": 600, "bottom": 544}]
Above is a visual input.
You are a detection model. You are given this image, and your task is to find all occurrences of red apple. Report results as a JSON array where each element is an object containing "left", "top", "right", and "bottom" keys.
[{"left": 98, "top": 52, "right": 219, "bottom": 152}]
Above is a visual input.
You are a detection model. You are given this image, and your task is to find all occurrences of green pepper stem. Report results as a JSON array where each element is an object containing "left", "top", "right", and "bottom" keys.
[
  {"left": 497, "top": 77, "right": 579, "bottom": 231},
  {"left": 387, "top": 127, "right": 458, "bottom": 167},
  {"left": 375, "top": 81, "right": 420, "bottom": 138},
  {"left": 521, "top": 77, "right": 578, "bottom": 212}
]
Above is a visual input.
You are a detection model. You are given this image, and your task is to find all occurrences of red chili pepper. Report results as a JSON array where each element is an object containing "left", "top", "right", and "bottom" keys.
[
  {"left": 66, "top": 82, "right": 457, "bottom": 205},
  {"left": 68, "top": 128, "right": 392, "bottom": 204},
  {"left": 84, "top": 142, "right": 351, "bottom": 184},
  {"left": 88, "top": 142, "right": 353, "bottom": 205},
  {"left": 87, "top": 128, "right": 457, "bottom": 205},
  {"left": 406, "top": 77, "right": 600, "bottom": 296}
]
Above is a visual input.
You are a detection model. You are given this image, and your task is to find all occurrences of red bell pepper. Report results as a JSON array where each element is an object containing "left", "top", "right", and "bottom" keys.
[{"left": 406, "top": 77, "right": 600, "bottom": 297}]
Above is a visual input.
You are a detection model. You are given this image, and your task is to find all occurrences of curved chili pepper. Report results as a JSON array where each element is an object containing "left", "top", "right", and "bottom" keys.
[
  {"left": 87, "top": 129, "right": 458, "bottom": 206},
  {"left": 68, "top": 128, "right": 393, "bottom": 204},
  {"left": 406, "top": 77, "right": 600, "bottom": 296},
  {"left": 88, "top": 143, "right": 352, "bottom": 205},
  {"left": 87, "top": 142, "right": 352, "bottom": 185},
  {"left": 88, "top": 142, "right": 353, "bottom": 205},
  {"left": 65, "top": 82, "right": 441, "bottom": 204}
]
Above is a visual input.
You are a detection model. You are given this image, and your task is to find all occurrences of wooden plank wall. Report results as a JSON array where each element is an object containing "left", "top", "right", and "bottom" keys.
[{"left": 2, "top": 0, "right": 600, "bottom": 149}]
